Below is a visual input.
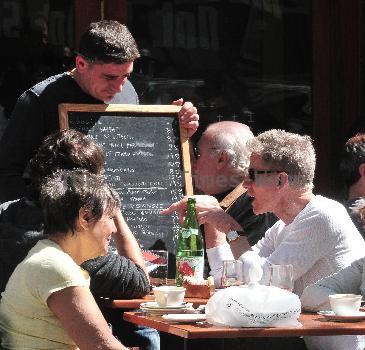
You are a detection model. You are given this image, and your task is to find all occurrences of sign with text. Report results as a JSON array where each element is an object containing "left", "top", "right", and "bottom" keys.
[{"left": 59, "top": 104, "right": 193, "bottom": 275}]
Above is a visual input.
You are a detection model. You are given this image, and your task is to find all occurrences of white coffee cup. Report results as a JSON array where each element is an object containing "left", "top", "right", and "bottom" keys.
[
  {"left": 153, "top": 286, "right": 186, "bottom": 307},
  {"left": 329, "top": 294, "right": 362, "bottom": 316}
]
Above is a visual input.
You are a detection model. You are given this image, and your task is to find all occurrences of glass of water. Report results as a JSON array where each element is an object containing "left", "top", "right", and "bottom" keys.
[
  {"left": 221, "top": 260, "right": 244, "bottom": 288},
  {"left": 143, "top": 250, "right": 168, "bottom": 286},
  {"left": 269, "top": 264, "right": 294, "bottom": 292}
]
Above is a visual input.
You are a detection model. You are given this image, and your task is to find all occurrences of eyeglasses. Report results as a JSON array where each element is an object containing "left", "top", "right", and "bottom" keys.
[
  {"left": 192, "top": 146, "right": 220, "bottom": 159},
  {"left": 248, "top": 168, "right": 283, "bottom": 182},
  {"left": 193, "top": 145, "right": 200, "bottom": 159}
]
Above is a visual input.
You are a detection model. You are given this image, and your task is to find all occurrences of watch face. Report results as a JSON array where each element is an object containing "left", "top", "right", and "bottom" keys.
[{"left": 227, "top": 230, "right": 239, "bottom": 242}]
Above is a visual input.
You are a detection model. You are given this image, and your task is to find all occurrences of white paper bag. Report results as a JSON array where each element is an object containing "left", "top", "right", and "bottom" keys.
[{"left": 205, "top": 284, "right": 301, "bottom": 328}]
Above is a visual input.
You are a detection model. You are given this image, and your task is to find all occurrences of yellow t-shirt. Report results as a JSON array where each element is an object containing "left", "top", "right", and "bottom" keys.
[{"left": 0, "top": 239, "right": 90, "bottom": 349}]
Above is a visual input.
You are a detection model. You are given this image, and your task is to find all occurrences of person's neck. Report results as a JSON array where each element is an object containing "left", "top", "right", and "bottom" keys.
[
  {"left": 48, "top": 233, "right": 89, "bottom": 265},
  {"left": 274, "top": 190, "right": 314, "bottom": 225},
  {"left": 68, "top": 68, "right": 92, "bottom": 98}
]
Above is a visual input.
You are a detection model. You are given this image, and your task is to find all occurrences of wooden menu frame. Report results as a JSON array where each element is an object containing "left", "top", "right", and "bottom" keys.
[{"left": 59, "top": 103, "right": 193, "bottom": 195}]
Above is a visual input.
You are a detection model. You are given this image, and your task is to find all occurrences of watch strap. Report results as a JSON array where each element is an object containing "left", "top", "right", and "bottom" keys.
[
  {"left": 226, "top": 230, "right": 244, "bottom": 243},
  {"left": 230, "top": 236, "right": 251, "bottom": 259}
]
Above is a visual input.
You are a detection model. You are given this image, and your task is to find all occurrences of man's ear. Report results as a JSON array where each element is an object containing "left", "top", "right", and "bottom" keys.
[
  {"left": 359, "top": 163, "right": 365, "bottom": 178},
  {"left": 277, "top": 172, "right": 288, "bottom": 188},
  {"left": 75, "top": 55, "right": 88, "bottom": 73},
  {"left": 76, "top": 208, "right": 90, "bottom": 232},
  {"left": 216, "top": 150, "right": 229, "bottom": 170}
]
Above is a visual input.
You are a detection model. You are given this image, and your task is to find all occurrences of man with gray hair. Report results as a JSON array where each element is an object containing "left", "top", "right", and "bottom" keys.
[{"left": 192, "top": 121, "right": 253, "bottom": 195}]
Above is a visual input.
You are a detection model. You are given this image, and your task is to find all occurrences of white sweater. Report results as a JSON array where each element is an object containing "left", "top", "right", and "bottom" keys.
[{"left": 207, "top": 195, "right": 365, "bottom": 294}]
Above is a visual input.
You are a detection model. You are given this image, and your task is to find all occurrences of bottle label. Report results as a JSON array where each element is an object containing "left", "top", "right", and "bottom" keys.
[
  {"left": 176, "top": 256, "right": 204, "bottom": 286},
  {"left": 181, "top": 228, "right": 199, "bottom": 238}
]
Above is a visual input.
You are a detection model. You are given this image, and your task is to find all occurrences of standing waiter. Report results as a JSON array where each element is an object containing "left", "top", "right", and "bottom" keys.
[{"left": 0, "top": 20, "right": 199, "bottom": 203}]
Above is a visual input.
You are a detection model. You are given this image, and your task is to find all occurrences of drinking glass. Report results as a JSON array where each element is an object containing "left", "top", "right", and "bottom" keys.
[
  {"left": 143, "top": 250, "right": 168, "bottom": 286},
  {"left": 221, "top": 260, "right": 244, "bottom": 288},
  {"left": 269, "top": 264, "right": 294, "bottom": 292}
]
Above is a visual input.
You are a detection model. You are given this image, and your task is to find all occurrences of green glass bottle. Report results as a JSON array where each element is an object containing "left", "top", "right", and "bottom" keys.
[{"left": 175, "top": 197, "right": 205, "bottom": 286}]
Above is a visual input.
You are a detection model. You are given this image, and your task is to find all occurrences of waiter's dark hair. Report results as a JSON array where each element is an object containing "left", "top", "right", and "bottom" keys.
[{"left": 78, "top": 20, "right": 140, "bottom": 64}]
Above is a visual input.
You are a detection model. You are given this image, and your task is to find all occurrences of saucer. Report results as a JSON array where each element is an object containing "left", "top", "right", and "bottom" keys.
[
  {"left": 318, "top": 310, "right": 365, "bottom": 322},
  {"left": 140, "top": 302, "right": 194, "bottom": 315},
  {"left": 140, "top": 301, "right": 189, "bottom": 309},
  {"left": 162, "top": 313, "right": 206, "bottom": 322}
]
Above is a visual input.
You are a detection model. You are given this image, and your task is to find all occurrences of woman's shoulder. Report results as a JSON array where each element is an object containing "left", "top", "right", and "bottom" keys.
[
  {"left": 27, "top": 240, "right": 79, "bottom": 274},
  {"left": 26, "top": 240, "right": 89, "bottom": 287}
]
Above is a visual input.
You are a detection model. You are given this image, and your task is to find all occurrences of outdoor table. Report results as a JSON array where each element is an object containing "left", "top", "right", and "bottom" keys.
[
  {"left": 101, "top": 295, "right": 208, "bottom": 309},
  {"left": 123, "top": 311, "right": 365, "bottom": 350},
  {"left": 100, "top": 278, "right": 209, "bottom": 309}
]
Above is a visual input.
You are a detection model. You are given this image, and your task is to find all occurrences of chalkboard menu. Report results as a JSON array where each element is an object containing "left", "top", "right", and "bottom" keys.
[{"left": 59, "top": 104, "right": 193, "bottom": 276}]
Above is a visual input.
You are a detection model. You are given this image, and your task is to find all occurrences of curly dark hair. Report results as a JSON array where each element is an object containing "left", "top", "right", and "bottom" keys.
[
  {"left": 78, "top": 20, "right": 140, "bottom": 64},
  {"left": 40, "top": 169, "right": 120, "bottom": 236},
  {"left": 28, "top": 129, "right": 105, "bottom": 198},
  {"left": 340, "top": 133, "right": 365, "bottom": 188}
]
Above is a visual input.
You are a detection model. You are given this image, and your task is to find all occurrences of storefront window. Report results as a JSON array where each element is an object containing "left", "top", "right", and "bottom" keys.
[
  {"left": 0, "top": 0, "right": 74, "bottom": 119},
  {"left": 128, "top": 0, "right": 311, "bottom": 136}
]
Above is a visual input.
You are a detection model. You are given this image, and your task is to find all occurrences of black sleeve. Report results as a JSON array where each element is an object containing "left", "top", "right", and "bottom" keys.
[
  {"left": 0, "top": 199, "right": 45, "bottom": 293},
  {"left": 81, "top": 250, "right": 150, "bottom": 299},
  {"left": 0, "top": 91, "right": 46, "bottom": 203}
]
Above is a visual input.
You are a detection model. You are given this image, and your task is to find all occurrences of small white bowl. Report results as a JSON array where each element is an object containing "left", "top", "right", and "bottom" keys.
[{"left": 329, "top": 294, "right": 362, "bottom": 316}]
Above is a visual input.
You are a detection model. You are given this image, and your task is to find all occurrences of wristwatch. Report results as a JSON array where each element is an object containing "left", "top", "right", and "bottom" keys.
[{"left": 226, "top": 230, "right": 240, "bottom": 243}]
